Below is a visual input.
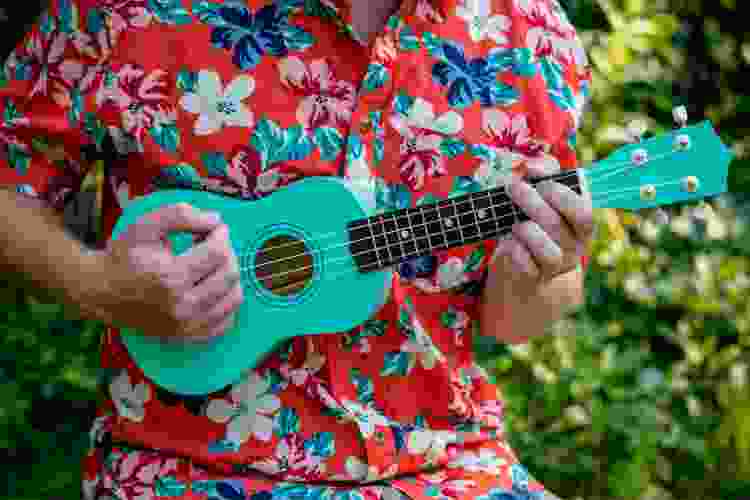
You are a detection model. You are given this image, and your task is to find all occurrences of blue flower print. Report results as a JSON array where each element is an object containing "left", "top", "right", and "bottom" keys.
[
  {"left": 432, "top": 41, "right": 519, "bottom": 109},
  {"left": 193, "top": 1, "right": 314, "bottom": 71}
]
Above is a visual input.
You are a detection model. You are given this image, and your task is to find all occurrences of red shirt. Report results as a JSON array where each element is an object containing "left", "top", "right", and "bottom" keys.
[{"left": 0, "top": 0, "right": 590, "bottom": 498}]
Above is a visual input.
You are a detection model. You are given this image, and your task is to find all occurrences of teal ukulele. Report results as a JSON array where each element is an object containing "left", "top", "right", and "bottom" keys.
[{"left": 110, "top": 113, "right": 733, "bottom": 395}]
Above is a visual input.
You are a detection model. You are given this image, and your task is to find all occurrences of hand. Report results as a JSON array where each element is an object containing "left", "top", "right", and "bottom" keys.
[
  {"left": 93, "top": 203, "right": 244, "bottom": 341},
  {"left": 491, "top": 157, "right": 594, "bottom": 284}
]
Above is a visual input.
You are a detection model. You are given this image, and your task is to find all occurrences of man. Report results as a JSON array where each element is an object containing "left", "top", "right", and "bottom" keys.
[{"left": 0, "top": 0, "right": 593, "bottom": 498}]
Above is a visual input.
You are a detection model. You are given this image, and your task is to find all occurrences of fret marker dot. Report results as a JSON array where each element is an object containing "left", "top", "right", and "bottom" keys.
[
  {"left": 478, "top": 209, "right": 487, "bottom": 219},
  {"left": 444, "top": 218, "right": 454, "bottom": 228},
  {"left": 401, "top": 229, "right": 410, "bottom": 239}
]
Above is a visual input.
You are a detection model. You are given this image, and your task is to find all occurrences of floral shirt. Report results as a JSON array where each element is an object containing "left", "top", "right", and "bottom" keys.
[{"left": 0, "top": 0, "right": 591, "bottom": 498}]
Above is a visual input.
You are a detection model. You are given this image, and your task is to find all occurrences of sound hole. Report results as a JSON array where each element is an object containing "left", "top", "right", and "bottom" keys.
[{"left": 255, "top": 235, "right": 313, "bottom": 296}]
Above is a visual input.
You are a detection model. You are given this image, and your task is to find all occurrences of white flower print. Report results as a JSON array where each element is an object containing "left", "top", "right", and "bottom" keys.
[
  {"left": 205, "top": 371, "right": 281, "bottom": 445},
  {"left": 278, "top": 57, "right": 356, "bottom": 130},
  {"left": 400, "top": 315, "right": 446, "bottom": 371},
  {"left": 390, "top": 98, "right": 463, "bottom": 190},
  {"left": 437, "top": 257, "right": 469, "bottom": 289},
  {"left": 179, "top": 70, "right": 255, "bottom": 136},
  {"left": 448, "top": 447, "right": 507, "bottom": 475},
  {"left": 457, "top": 0, "right": 511, "bottom": 44},
  {"left": 109, "top": 370, "right": 150, "bottom": 423},
  {"left": 345, "top": 456, "right": 399, "bottom": 482},
  {"left": 341, "top": 399, "right": 391, "bottom": 439},
  {"left": 407, "top": 429, "right": 456, "bottom": 462},
  {"left": 515, "top": 0, "right": 580, "bottom": 65}
]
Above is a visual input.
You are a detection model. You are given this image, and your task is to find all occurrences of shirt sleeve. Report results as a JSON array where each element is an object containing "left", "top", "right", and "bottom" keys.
[{"left": 0, "top": 1, "right": 104, "bottom": 222}]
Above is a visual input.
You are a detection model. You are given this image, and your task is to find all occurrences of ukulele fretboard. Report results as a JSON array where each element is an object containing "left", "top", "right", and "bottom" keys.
[{"left": 347, "top": 170, "right": 582, "bottom": 273}]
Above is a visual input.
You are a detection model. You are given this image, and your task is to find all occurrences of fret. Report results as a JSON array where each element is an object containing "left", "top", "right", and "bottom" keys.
[
  {"left": 349, "top": 170, "right": 583, "bottom": 273},
  {"left": 437, "top": 201, "right": 462, "bottom": 247},
  {"left": 370, "top": 217, "right": 392, "bottom": 266},
  {"left": 394, "top": 211, "right": 418, "bottom": 257},
  {"left": 347, "top": 219, "right": 379, "bottom": 272},
  {"left": 489, "top": 189, "right": 515, "bottom": 238},
  {"left": 422, "top": 204, "right": 448, "bottom": 250},
  {"left": 457, "top": 196, "right": 480, "bottom": 241},
  {"left": 449, "top": 198, "right": 467, "bottom": 244},
  {"left": 382, "top": 213, "right": 405, "bottom": 263},
  {"left": 472, "top": 191, "right": 499, "bottom": 239},
  {"left": 411, "top": 206, "right": 434, "bottom": 254}
]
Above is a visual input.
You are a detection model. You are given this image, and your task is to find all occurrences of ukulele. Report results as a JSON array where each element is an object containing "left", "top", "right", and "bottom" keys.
[{"left": 110, "top": 108, "right": 733, "bottom": 395}]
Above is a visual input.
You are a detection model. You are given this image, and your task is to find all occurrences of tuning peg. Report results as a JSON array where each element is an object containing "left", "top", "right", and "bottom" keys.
[
  {"left": 626, "top": 120, "right": 647, "bottom": 143},
  {"left": 673, "top": 105, "right": 688, "bottom": 128},
  {"left": 654, "top": 208, "right": 670, "bottom": 225}
]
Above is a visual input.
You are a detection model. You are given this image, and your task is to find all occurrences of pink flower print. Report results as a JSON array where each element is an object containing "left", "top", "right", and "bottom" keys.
[
  {"left": 11, "top": 30, "right": 84, "bottom": 106},
  {"left": 95, "top": 449, "right": 178, "bottom": 500},
  {"left": 278, "top": 57, "right": 356, "bottom": 131},
  {"left": 389, "top": 98, "right": 463, "bottom": 191},
  {"left": 96, "top": 64, "right": 170, "bottom": 137}
]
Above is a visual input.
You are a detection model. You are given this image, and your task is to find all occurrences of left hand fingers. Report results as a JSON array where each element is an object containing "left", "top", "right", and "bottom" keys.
[
  {"left": 509, "top": 176, "right": 577, "bottom": 251},
  {"left": 535, "top": 179, "right": 595, "bottom": 242}
]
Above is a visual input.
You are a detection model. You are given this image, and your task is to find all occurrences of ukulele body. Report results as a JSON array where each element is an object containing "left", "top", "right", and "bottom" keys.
[{"left": 110, "top": 176, "right": 392, "bottom": 395}]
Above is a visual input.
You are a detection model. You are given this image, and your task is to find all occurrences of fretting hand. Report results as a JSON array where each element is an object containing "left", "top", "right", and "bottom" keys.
[{"left": 490, "top": 156, "right": 595, "bottom": 284}]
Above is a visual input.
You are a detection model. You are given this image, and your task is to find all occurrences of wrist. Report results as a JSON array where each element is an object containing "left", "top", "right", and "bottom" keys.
[{"left": 68, "top": 247, "right": 116, "bottom": 323}]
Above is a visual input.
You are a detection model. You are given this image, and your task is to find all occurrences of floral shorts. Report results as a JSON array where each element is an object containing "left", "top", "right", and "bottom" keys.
[{"left": 86, "top": 445, "right": 415, "bottom": 500}]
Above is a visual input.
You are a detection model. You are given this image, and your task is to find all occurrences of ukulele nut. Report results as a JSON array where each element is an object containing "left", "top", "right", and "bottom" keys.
[
  {"left": 682, "top": 176, "right": 700, "bottom": 193},
  {"left": 674, "top": 134, "right": 691, "bottom": 151},
  {"left": 631, "top": 148, "right": 649, "bottom": 166},
  {"left": 640, "top": 185, "right": 657, "bottom": 201}
]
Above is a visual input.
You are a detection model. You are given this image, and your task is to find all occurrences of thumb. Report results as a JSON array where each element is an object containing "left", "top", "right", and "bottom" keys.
[{"left": 136, "top": 203, "right": 223, "bottom": 243}]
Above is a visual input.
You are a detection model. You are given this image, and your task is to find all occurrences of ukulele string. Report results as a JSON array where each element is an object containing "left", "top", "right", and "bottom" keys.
[
  {"left": 242, "top": 177, "right": 687, "bottom": 287},
  {"left": 239, "top": 169, "right": 587, "bottom": 274},
  {"left": 238, "top": 146, "right": 678, "bottom": 274}
]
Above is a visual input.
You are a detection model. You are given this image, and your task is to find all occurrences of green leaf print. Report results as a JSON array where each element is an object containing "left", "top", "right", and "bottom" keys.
[
  {"left": 464, "top": 246, "right": 486, "bottom": 273},
  {"left": 422, "top": 32, "right": 447, "bottom": 59},
  {"left": 147, "top": 0, "right": 193, "bottom": 25},
  {"left": 307, "top": 431, "right": 335, "bottom": 458},
  {"left": 381, "top": 351, "right": 414, "bottom": 377},
  {"left": 6, "top": 144, "right": 31, "bottom": 176},
  {"left": 153, "top": 163, "right": 201, "bottom": 189},
  {"left": 399, "top": 26, "right": 420, "bottom": 51},
  {"left": 150, "top": 121, "right": 181, "bottom": 154},
  {"left": 362, "top": 63, "right": 389, "bottom": 93},
  {"left": 274, "top": 407, "right": 300, "bottom": 438},
  {"left": 176, "top": 69, "right": 198, "bottom": 93},
  {"left": 201, "top": 151, "right": 229, "bottom": 177},
  {"left": 440, "top": 137, "right": 466, "bottom": 158},
  {"left": 154, "top": 476, "right": 188, "bottom": 497},
  {"left": 313, "top": 126, "right": 344, "bottom": 161},
  {"left": 441, "top": 307, "right": 459, "bottom": 329},
  {"left": 351, "top": 368, "right": 374, "bottom": 406},
  {"left": 251, "top": 117, "right": 314, "bottom": 169}
]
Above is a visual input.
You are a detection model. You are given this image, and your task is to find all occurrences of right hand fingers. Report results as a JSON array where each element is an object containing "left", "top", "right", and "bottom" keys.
[
  {"left": 130, "top": 203, "right": 223, "bottom": 243},
  {"left": 177, "top": 224, "right": 235, "bottom": 284},
  {"left": 179, "top": 280, "right": 244, "bottom": 340}
]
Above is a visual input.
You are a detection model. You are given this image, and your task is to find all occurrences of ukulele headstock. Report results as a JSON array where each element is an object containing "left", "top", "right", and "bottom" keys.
[{"left": 585, "top": 107, "right": 734, "bottom": 211}]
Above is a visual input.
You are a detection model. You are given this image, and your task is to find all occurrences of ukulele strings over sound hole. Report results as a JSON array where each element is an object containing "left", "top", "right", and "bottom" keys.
[{"left": 254, "top": 235, "right": 314, "bottom": 296}]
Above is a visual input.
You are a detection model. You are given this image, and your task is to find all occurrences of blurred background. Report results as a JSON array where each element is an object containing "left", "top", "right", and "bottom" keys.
[{"left": 0, "top": 1, "right": 748, "bottom": 499}]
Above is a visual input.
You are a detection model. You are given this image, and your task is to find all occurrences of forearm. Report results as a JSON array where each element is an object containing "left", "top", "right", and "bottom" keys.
[
  {"left": 0, "top": 188, "right": 107, "bottom": 319},
  {"left": 479, "top": 262, "right": 584, "bottom": 344}
]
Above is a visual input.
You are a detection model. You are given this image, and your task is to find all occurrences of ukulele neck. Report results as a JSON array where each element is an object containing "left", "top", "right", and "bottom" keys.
[{"left": 347, "top": 169, "right": 583, "bottom": 273}]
